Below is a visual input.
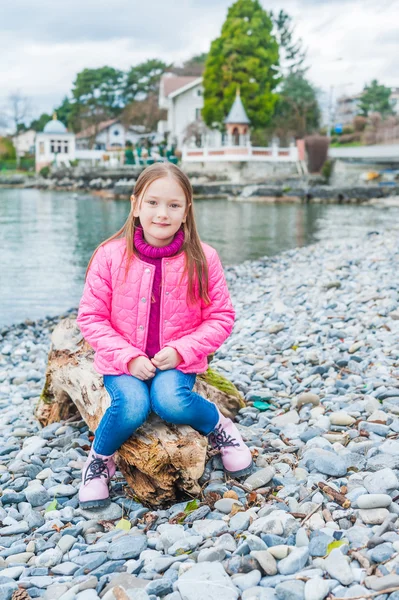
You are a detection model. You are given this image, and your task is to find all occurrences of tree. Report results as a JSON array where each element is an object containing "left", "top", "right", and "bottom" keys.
[
  {"left": 272, "top": 72, "right": 320, "bottom": 139},
  {"left": 121, "top": 94, "right": 166, "bottom": 133},
  {"left": 55, "top": 96, "right": 74, "bottom": 129},
  {"left": 271, "top": 9, "right": 307, "bottom": 76},
  {"left": 6, "top": 92, "right": 31, "bottom": 165},
  {"left": 7, "top": 92, "right": 31, "bottom": 133},
  {"left": 30, "top": 112, "right": 52, "bottom": 131},
  {"left": 123, "top": 59, "right": 169, "bottom": 104},
  {"left": 359, "top": 80, "right": 394, "bottom": 117},
  {"left": 173, "top": 53, "right": 208, "bottom": 77},
  {"left": 202, "top": 0, "right": 280, "bottom": 130},
  {"left": 71, "top": 67, "right": 124, "bottom": 138}
]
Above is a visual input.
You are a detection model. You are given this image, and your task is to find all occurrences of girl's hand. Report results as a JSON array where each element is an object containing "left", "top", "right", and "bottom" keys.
[
  {"left": 128, "top": 356, "right": 156, "bottom": 380},
  {"left": 151, "top": 347, "right": 182, "bottom": 371}
]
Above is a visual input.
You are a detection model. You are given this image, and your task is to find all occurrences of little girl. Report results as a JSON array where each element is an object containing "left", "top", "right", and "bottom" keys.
[{"left": 77, "top": 163, "right": 253, "bottom": 508}]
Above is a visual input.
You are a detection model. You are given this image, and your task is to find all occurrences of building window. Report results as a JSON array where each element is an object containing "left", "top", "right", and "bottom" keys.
[
  {"left": 57, "top": 142, "right": 62, "bottom": 153},
  {"left": 39, "top": 142, "right": 45, "bottom": 155},
  {"left": 195, "top": 108, "right": 201, "bottom": 121},
  {"left": 64, "top": 143, "right": 69, "bottom": 153},
  {"left": 195, "top": 88, "right": 202, "bottom": 97},
  {"left": 113, "top": 129, "right": 120, "bottom": 136},
  {"left": 50, "top": 140, "right": 55, "bottom": 153}
]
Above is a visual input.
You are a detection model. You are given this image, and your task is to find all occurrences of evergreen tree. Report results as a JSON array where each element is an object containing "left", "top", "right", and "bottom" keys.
[
  {"left": 202, "top": 0, "right": 280, "bottom": 129},
  {"left": 271, "top": 10, "right": 306, "bottom": 76},
  {"left": 55, "top": 96, "right": 74, "bottom": 129},
  {"left": 30, "top": 113, "right": 52, "bottom": 132},
  {"left": 359, "top": 80, "right": 394, "bottom": 117},
  {"left": 273, "top": 72, "right": 320, "bottom": 139}
]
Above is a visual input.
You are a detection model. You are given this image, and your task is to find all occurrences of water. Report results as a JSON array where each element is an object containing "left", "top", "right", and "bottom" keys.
[{"left": 1, "top": 188, "right": 398, "bottom": 326}]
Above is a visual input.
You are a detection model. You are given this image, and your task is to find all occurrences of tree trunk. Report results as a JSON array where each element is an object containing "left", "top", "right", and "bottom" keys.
[{"left": 35, "top": 318, "right": 245, "bottom": 506}]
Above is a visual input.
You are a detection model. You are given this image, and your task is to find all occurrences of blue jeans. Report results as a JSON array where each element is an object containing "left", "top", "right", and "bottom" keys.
[{"left": 94, "top": 369, "right": 219, "bottom": 456}]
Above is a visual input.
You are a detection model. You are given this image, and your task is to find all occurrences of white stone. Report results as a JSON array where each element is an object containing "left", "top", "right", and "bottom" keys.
[
  {"left": 0, "top": 565, "right": 25, "bottom": 579},
  {"left": 251, "top": 550, "right": 277, "bottom": 575},
  {"left": 329, "top": 412, "right": 356, "bottom": 426},
  {"left": 244, "top": 467, "right": 275, "bottom": 491},
  {"left": 272, "top": 411, "right": 299, "bottom": 427},
  {"left": 358, "top": 508, "right": 390, "bottom": 525},
  {"left": 356, "top": 494, "right": 392, "bottom": 509},
  {"left": 363, "top": 468, "right": 399, "bottom": 494},
  {"left": 304, "top": 578, "right": 331, "bottom": 600},
  {"left": 324, "top": 548, "right": 354, "bottom": 585},
  {"left": 177, "top": 562, "right": 239, "bottom": 600},
  {"left": 267, "top": 545, "right": 290, "bottom": 559},
  {"left": 191, "top": 520, "right": 228, "bottom": 538}
]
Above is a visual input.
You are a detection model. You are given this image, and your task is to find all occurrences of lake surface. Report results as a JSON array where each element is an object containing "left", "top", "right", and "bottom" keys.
[{"left": 1, "top": 188, "right": 398, "bottom": 326}]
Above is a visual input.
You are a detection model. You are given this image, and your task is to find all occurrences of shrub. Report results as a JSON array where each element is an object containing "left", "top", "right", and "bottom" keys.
[
  {"left": 321, "top": 159, "right": 333, "bottom": 182},
  {"left": 343, "top": 125, "right": 354, "bottom": 135},
  {"left": 353, "top": 116, "right": 367, "bottom": 132},
  {"left": 0, "top": 137, "right": 16, "bottom": 160},
  {"left": 339, "top": 134, "right": 356, "bottom": 144},
  {"left": 363, "top": 129, "right": 376, "bottom": 145},
  {"left": 39, "top": 166, "right": 50, "bottom": 178}
]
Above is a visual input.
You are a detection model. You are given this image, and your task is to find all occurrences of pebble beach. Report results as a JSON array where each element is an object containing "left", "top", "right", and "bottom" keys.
[{"left": 1, "top": 229, "right": 399, "bottom": 600}]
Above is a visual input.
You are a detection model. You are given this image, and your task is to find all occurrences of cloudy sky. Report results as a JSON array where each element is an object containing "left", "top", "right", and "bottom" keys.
[{"left": 0, "top": 0, "right": 398, "bottom": 122}]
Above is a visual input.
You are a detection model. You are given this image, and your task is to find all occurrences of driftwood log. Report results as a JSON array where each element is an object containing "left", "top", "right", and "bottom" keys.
[{"left": 35, "top": 318, "right": 245, "bottom": 506}]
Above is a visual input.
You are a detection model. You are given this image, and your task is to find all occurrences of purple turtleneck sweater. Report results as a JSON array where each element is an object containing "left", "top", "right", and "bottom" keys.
[{"left": 134, "top": 226, "right": 185, "bottom": 358}]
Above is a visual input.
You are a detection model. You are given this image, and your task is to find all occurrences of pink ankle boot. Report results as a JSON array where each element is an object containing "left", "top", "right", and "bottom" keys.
[
  {"left": 208, "top": 410, "right": 253, "bottom": 478},
  {"left": 78, "top": 447, "right": 116, "bottom": 509}
]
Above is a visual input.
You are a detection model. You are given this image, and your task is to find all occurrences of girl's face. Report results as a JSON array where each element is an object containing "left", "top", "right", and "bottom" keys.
[{"left": 133, "top": 175, "right": 189, "bottom": 247}]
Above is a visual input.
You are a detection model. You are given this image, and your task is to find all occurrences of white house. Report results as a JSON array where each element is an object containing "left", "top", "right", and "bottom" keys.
[
  {"left": 35, "top": 116, "right": 75, "bottom": 172},
  {"left": 158, "top": 73, "right": 205, "bottom": 148},
  {"left": 76, "top": 118, "right": 159, "bottom": 150},
  {"left": 12, "top": 129, "right": 36, "bottom": 157}
]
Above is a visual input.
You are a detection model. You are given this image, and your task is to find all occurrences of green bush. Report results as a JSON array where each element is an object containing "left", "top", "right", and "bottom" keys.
[
  {"left": 321, "top": 159, "right": 333, "bottom": 182},
  {"left": 39, "top": 166, "right": 51, "bottom": 178},
  {"left": 343, "top": 125, "right": 354, "bottom": 135},
  {"left": 0, "top": 137, "right": 16, "bottom": 160}
]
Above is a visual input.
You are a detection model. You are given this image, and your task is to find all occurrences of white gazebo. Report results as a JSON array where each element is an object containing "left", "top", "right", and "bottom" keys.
[
  {"left": 35, "top": 114, "right": 75, "bottom": 172},
  {"left": 182, "top": 91, "right": 298, "bottom": 167},
  {"left": 224, "top": 88, "right": 251, "bottom": 146}
]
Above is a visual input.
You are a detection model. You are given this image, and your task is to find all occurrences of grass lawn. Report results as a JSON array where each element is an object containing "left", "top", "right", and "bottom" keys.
[{"left": 329, "top": 142, "right": 363, "bottom": 148}]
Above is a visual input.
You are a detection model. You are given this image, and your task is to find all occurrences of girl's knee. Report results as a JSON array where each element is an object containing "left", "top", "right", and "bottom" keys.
[
  {"left": 151, "top": 385, "right": 192, "bottom": 423},
  {"left": 106, "top": 377, "right": 150, "bottom": 430}
]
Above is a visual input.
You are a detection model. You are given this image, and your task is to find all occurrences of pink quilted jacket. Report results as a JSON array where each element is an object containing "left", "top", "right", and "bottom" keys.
[{"left": 77, "top": 238, "right": 235, "bottom": 375}]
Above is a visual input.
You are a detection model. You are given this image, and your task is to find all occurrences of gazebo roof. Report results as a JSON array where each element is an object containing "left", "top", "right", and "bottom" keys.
[{"left": 224, "top": 89, "right": 250, "bottom": 125}]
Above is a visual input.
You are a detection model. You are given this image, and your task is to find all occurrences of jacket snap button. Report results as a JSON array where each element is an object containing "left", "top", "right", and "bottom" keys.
[
  {"left": 165, "top": 261, "right": 169, "bottom": 265},
  {"left": 164, "top": 319, "right": 167, "bottom": 322},
  {"left": 165, "top": 291, "right": 169, "bottom": 295},
  {"left": 139, "top": 325, "right": 144, "bottom": 330},
  {"left": 141, "top": 297, "right": 146, "bottom": 303},
  {"left": 145, "top": 268, "right": 150, "bottom": 273}
]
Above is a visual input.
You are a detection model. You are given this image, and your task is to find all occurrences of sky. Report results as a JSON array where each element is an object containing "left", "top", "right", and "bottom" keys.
[{"left": 0, "top": 0, "right": 398, "bottom": 124}]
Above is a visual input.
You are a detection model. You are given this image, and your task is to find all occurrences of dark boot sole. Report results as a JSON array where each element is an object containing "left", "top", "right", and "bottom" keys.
[
  {"left": 79, "top": 497, "right": 111, "bottom": 510},
  {"left": 225, "top": 459, "right": 254, "bottom": 479}
]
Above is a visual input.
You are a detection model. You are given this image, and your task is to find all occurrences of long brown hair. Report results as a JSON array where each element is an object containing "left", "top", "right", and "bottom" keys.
[{"left": 86, "top": 162, "right": 209, "bottom": 304}]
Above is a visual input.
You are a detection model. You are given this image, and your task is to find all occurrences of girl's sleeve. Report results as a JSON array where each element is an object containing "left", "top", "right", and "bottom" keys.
[
  {"left": 77, "top": 245, "right": 145, "bottom": 374},
  {"left": 167, "top": 249, "right": 235, "bottom": 370}
]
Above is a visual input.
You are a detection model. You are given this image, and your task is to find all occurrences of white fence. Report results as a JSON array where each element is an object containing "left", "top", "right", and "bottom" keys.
[{"left": 182, "top": 144, "right": 298, "bottom": 163}]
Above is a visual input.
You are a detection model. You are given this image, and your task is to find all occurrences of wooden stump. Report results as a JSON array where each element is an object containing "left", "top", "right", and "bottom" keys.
[{"left": 35, "top": 318, "right": 245, "bottom": 506}]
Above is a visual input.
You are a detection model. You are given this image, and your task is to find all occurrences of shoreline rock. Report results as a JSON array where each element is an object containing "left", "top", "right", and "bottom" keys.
[{"left": 1, "top": 231, "right": 399, "bottom": 598}]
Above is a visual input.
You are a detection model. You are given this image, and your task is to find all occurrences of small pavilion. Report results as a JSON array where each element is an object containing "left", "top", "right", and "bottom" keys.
[
  {"left": 35, "top": 113, "right": 75, "bottom": 172},
  {"left": 224, "top": 89, "right": 251, "bottom": 146}
]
